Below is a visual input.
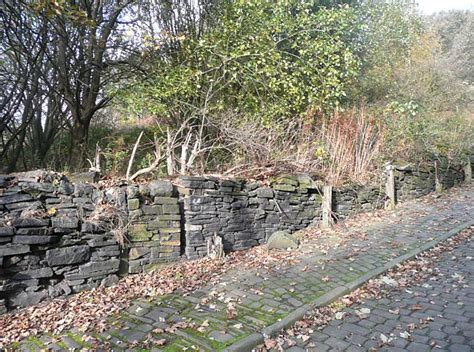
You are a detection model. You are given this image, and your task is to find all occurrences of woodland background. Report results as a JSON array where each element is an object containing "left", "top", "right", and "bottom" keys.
[{"left": 0, "top": 0, "right": 472, "bottom": 185}]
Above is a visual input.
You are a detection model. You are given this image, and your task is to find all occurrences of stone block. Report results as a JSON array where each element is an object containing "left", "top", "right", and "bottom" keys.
[
  {"left": 158, "top": 233, "right": 180, "bottom": 242},
  {"left": 13, "top": 267, "right": 53, "bottom": 280},
  {"left": 256, "top": 187, "right": 274, "bottom": 198},
  {"left": 72, "top": 197, "right": 92, "bottom": 205},
  {"left": 267, "top": 230, "right": 299, "bottom": 250},
  {"left": 49, "top": 281, "right": 72, "bottom": 297},
  {"left": 0, "top": 243, "right": 30, "bottom": 256},
  {"left": 128, "top": 223, "right": 153, "bottom": 242},
  {"left": 81, "top": 221, "right": 105, "bottom": 233},
  {"left": 12, "top": 235, "right": 59, "bottom": 245},
  {"left": 52, "top": 217, "right": 79, "bottom": 229},
  {"left": 46, "top": 245, "right": 91, "bottom": 266},
  {"left": 9, "top": 290, "right": 48, "bottom": 308},
  {"left": 12, "top": 218, "right": 50, "bottom": 227},
  {"left": 6, "top": 200, "right": 42, "bottom": 211},
  {"left": 186, "top": 231, "right": 204, "bottom": 245},
  {"left": 127, "top": 198, "right": 140, "bottom": 210},
  {"left": 0, "top": 226, "right": 14, "bottom": 236},
  {"left": 15, "top": 227, "right": 52, "bottom": 235},
  {"left": 158, "top": 227, "right": 181, "bottom": 234},
  {"left": 127, "top": 185, "right": 139, "bottom": 198},
  {"left": 158, "top": 214, "right": 181, "bottom": 221},
  {"left": 142, "top": 205, "right": 162, "bottom": 215},
  {"left": 58, "top": 179, "right": 74, "bottom": 195},
  {"left": 159, "top": 240, "right": 180, "bottom": 247},
  {"left": 65, "top": 259, "right": 120, "bottom": 280},
  {"left": 0, "top": 193, "right": 33, "bottom": 205},
  {"left": 0, "top": 278, "right": 39, "bottom": 292},
  {"left": 87, "top": 236, "right": 117, "bottom": 247},
  {"left": 129, "top": 247, "right": 151, "bottom": 260},
  {"left": 185, "top": 224, "right": 202, "bottom": 231},
  {"left": 162, "top": 204, "right": 179, "bottom": 214},
  {"left": 154, "top": 196, "right": 178, "bottom": 205},
  {"left": 149, "top": 180, "right": 173, "bottom": 197}
]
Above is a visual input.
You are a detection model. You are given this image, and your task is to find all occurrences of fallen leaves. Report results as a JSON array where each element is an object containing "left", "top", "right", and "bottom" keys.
[
  {"left": 410, "top": 304, "right": 423, "bottom": 311},
  {"left": 255, "top": 226, "right": 473, "bottom": 352},
  {"left": 0, "top": 242, "right": 298, "bottom": 348},
  {"left": 380, "top": 333, "right": 393, "bottom": 345},
  {"left": 226, "top": 303, "right": 237, "bottom": 320},
  {"left": 399, "top": 331, "right": 412, "bottom": 340},
  {"left": 355, "top": 307, "right": 371, "bottom": 319}
]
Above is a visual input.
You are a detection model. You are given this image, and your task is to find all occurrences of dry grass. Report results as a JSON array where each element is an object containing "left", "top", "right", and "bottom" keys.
[
  {"left": 318, "top": 108, "right": 384, "bottom": 186},
  {"left": 209, "top": 108, "right": 384, "bottom": 185}
]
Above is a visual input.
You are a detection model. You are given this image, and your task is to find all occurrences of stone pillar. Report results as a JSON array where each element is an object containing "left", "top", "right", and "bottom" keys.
[
  {"left": 321, "top": 185, "right": 333, "bottom": 229},
  {"left": 464, "top": 157, "right": 472, "bottom": 183},
  {"left": 434, "top": 160, "right": 443, "bottom": 193},
  {"left": 385, "top": 163, "right": 396, "bottom": 210}
]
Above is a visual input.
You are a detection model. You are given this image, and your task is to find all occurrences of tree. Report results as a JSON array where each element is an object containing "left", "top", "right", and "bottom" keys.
[
  {"left": 45, "top": 0, "right": 136, "bottom": 169},
  {"left": 0, "top": 1, "right": 55, "bottom": 171},
  {"left": 121, "top": 0, "right": 360, "bottom": 124},
  {"left": 1, "top": 0, "right": 138, "bottom": 171}
]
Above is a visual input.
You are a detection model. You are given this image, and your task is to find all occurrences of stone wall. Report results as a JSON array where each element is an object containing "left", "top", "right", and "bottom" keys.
[
  {"left": 332, "top": 185, "right": 385, "bottom": 220},
  {"left": 124, "top": 181, "right": 181, "bottom": 274},
  {"left": 395, "top": 161, "right": 464, "bottom": 202},
  {"left": 179, "top": 175, "right": 322, "bottom": 259},
  {"left": 0, "top": 172, "right": 180, "bottom": 313},
  {"left": 0, "top": 172, "right": 123, "bottom": 313},
  {"left": 0, "top": 159, "right": 470, "bottom": 313}
]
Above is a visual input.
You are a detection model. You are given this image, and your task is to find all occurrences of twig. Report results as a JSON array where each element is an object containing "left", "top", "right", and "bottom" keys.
[{"left": 126, "top": 131, "right": 144, "bottom": 180}]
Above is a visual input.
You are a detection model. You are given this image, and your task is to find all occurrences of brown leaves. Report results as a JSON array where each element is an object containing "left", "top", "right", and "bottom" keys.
[
  {"left": 410, "top": 304, "right": 423, "bottom": 311},
  {"left": 226, "top": 303, "right": 237, "bottom": 320},
  {"left": 255, "top": 226, "right": 474, "bottom": 352},
  {"left": 0, "top": 239, "right": 300, "bottom": 348}
]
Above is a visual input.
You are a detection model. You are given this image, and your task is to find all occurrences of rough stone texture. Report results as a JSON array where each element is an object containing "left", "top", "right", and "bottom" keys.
[
  {"left": 0, "top": 172, "right": 124, "bottom": 311},
  {"left": 180, "top": 174, "right": 322, "bottom": 258},
  {"left": 123, "top": 181, "right": 181, "bottom": 274},
  {"left": 13, "top": 183, "right": 474, "bottom": 351},
  {"left": 267, "top": 230, "right": 299, "bottom": 249},
  {"left": 0, "top": 159, "right": 469, "bottom": 313},
  {"left": 45, "top": 245, "right": 91, "bottom": 266}
]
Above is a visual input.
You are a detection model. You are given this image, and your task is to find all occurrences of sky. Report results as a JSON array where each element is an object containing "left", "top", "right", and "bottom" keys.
[{"left": 416, "top": 0, "right": 474, "bottom": 14}]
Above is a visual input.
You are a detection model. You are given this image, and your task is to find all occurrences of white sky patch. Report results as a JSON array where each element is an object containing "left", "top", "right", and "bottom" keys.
[{"left": 416, "top": 0, "right": 474, "bottom": 14}]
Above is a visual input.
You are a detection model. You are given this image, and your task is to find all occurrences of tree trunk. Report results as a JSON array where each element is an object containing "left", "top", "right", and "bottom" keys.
[
  {"left": 7, "top": 128, "right": 27, "bottom": 172},
  {"left": 69, "top": 118, "right": 90, "bottom": 171}
]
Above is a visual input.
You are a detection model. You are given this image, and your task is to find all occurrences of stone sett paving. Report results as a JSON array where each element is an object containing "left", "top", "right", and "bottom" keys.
[
  {"left": 15, "top": 185, "right": 474, "bottom": 351},
  {"left": 291, "top": 233, "right": 474, "bottom": 352}
]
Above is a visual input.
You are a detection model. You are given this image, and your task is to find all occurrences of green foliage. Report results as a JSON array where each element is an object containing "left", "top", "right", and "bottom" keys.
[
  {"left": 350, "top": 0, "right": 423, "bottom": 103},
  {"left": 120, "top": 0, "right": 360, "bottom": 125}
]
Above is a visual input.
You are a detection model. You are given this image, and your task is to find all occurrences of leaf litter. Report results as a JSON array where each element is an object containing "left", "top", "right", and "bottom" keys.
[{"left": 255, "top": 226, "right": 473, "bottom": 351}]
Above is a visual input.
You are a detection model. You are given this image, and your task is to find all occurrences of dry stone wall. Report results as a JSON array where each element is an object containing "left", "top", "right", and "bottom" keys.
[
  {"left": 0, "top": 159, "right": 470, "bottom": 313},
  {"left": 179, "top": 175, "right": 322, "bottom": 259},
  {"left": 124, "top": 181, "right": 181, "bottom": 274},
  {"left": 0, "top": 172, "right": 180, "bottom": 313},
  {"left": 395, "top": 161, "right": 464, "bottom": 202},
  {"left": 0, "top": 172, "right": 124, "bottom": 313}
]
